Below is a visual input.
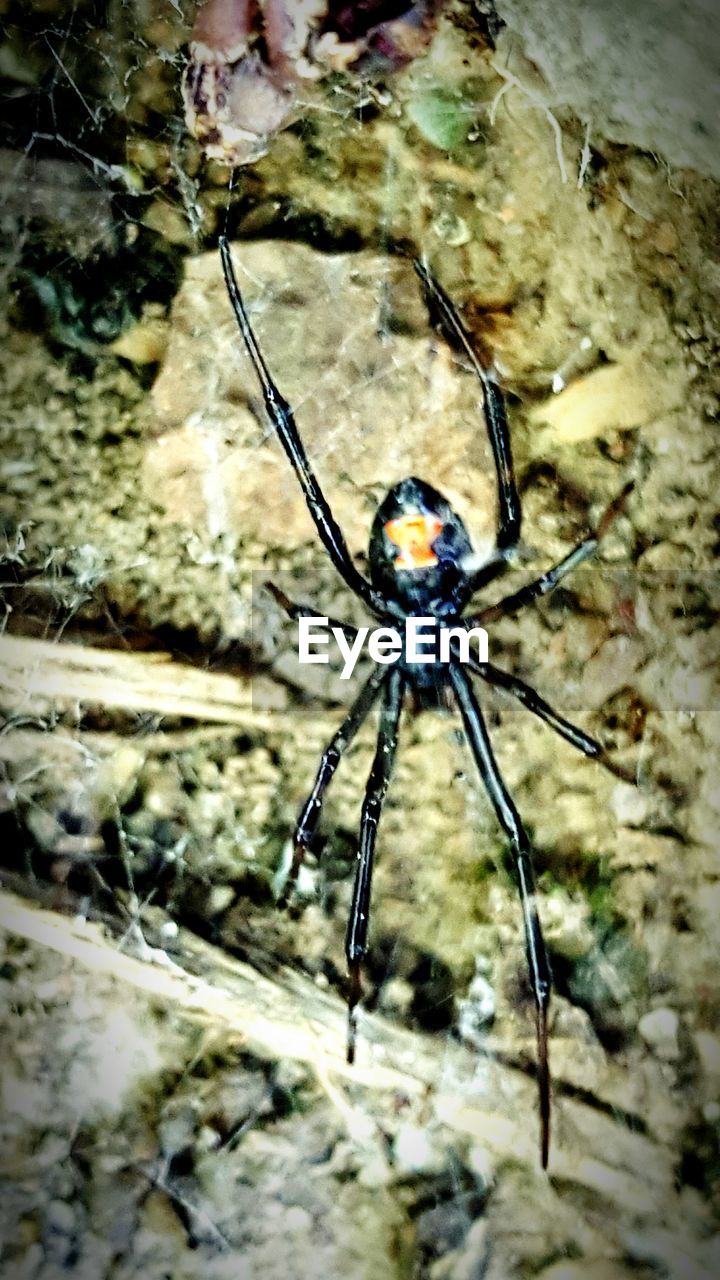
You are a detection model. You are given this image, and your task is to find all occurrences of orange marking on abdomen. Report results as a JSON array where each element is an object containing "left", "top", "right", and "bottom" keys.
[{"left": 384, "top": 513, "right": 443, "bottom": 570}]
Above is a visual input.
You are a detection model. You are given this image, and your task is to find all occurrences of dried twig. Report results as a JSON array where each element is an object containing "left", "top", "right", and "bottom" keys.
[{"left": 0, "top": 635, "right": 268, "bottom": 727}]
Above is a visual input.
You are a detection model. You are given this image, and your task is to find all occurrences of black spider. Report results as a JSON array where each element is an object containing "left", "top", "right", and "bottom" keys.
[{"left": 219, "top": 238, "right": 633, "bottom": 1168}]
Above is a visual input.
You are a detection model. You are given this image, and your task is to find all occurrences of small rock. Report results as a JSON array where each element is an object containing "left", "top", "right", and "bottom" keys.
[
  {"left": 393, "top": 1124, "right": 445, "bottom": 1176},
  {"left": 357, "top": 1145, "right": 393, "bottom": 1189},
  {"left": 206, "top": 884, "right": 235, "bottom": 916},
  {"left": 272, "top": 1059, "right": 310, "bottom": 1093},
  {"left": 694, "top": 1031, "right": 720, "bottom": 1080},
  {"left": 144, "top": 779, "right": 183, "bottom": 820},
  {"left": 638, "top": 1007, "right": 680, "bottom": 1060},
  {"left": 611, "top": 782, "right": 649, "bottom": 827},
  {"left": 139, "top": 1188, "right": 187, "bottom": 1241},
  {"left": 195, "top": 1124, "right": 222, "bottom": 1153},
  {"left": 431, "top": 210, "right": 472, "bottom": 246},
  {"left": 25, "top": 808, "right": 63, "bottom": 853},
  {"left": 142, "top": 199, "right": 195, "bottom": 246},
  {"left": 283, "top": 1205, "right": 313, "bottom": 1234},
  {"left": 14, "top": 1243, "right": 43, "bottom": 1276},
  {"left": 457, "top": 960, "right": 496, "bottom": 1046},
  {"left": 377, "top": 976, "right": 414, "bottom": 1017},
  {"left": 541, "top": 892, "right": 595, "bottom": 959}
]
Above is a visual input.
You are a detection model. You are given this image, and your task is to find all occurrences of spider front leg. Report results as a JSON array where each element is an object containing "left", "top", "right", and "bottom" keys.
[
  {"left": 220, "top": 238, "right": 388, "bottom": 618},
  {"left": 413, "top": 260, "right": 521, "bottom": 584},
  {"left": 464, "top": 657, "right": 636, "bottom": 784},
  {"left": 279, "top": 665, "right": 386, "bottom": 906},
  {"left": 346, "top": 667, "right": 404, "bottom": 1063},
  {"left": 449, "top": 664, "right": 552, "bottom": 1169}
]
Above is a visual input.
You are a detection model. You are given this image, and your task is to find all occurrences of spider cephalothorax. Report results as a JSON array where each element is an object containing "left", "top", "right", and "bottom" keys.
[{"left": 220, "top": 237, "right": 633, "bottom": 1169}]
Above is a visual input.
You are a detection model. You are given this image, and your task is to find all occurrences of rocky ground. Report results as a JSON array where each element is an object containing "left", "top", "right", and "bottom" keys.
[{"left": 1, "top": 1, "right": 719, "bottom": 1277}]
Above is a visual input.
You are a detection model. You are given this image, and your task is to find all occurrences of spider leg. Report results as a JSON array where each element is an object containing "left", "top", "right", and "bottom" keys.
[
  {"left": 265, "top": 581, "right": 359, "bottom": 641},
  {"left": 464, "top": 482, "right": 634, "bottom": 628},
  {"left": 464, "top": 657, "right": 636, "bottom": 783},
  {"left": 280, "top": 665, "right": 387, "bottom": 906},
  {"left": 220, "top": 238, "right": 389, "bottom": 618},
  {"left": 413, "top": 260, "right": 521, "bottom": 579},
  {"left": 346, "top": 667, "right": 404, "bottom": 1063},
  {"left": 449, "top": 663, "right": 551, "bottom": 1169}
]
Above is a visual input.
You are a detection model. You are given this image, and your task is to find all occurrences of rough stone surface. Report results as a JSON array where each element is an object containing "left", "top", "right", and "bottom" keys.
[{"left": 496, "top": 0, "right": 720, "bottom": 177}]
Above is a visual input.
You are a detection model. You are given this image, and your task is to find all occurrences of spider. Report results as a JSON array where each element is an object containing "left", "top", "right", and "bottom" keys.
[{"left": 219, "top": 237, "right": 633, "bottom": 1168}]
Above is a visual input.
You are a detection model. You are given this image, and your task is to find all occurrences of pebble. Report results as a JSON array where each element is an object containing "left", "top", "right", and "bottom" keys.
[
  {"left": 393, "top": 1124, "right": 445, "bottom": 1176},
  {"left": 206, "top": 884, "right": 235, "bottom": 916},
  {"left": 283, "top": 1205, "right": 313, "bottom": 1234},
  {"left": 457, "top": 965, "right": 496, "bottom": 1046},
  {"left": 195, "top": 1124, "right": 222, "bottom": 1152},
  {"left": 273, "top": 1059, "right": 310, "bottom": 1093},
  {"left": 144, "top": 780, "right": 182, "bottom": 819},
  {"left": 377, "top": 976, "right": 414, "bottom": 1017},
  {"left": 416, "top": 1201, "right": 469, "bottom": 1255},
  {"left": 142, "top": 199, "right": 195, "bottom": 246},
  {"left": 611, "top": 782, "right": 650, "bottom": 827},
  {"left": 569, "top": 933, "right": 647, "bottom": 1039},
  {"left": 694, "top": 1031, "right": 720, "bottom": 1079},
  {"left": 14, "top": 1243, "right": 43, "bottom": 1276},
  {"left": 25, "top": 808, "right": 63, "bottom": 853},
  {"left": 541, "top": 892, "right": 595, "bottom": 960},
  {"left": 357, "top": 1146, "right": 393, "bottom": 1189},
  {"left": 638, "top": 1007, "right": 680, "bottom": 1060},
  {"left": 431, "top": 210, "right": 472, "bottom": 246}
]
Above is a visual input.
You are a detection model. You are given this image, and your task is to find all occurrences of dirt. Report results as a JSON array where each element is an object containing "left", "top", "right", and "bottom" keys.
[{"left": 1, "top": 2, "right": 719, "bottom": 1278}]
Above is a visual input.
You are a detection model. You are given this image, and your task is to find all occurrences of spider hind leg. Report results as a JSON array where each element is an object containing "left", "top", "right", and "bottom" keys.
[
  {"left": 450, "top": 663, "right": 552, "bottom": 1169},
  {"left": 279, "top": 665, "right": 386, "bottom": 907},
  {"left": 345, "top": 668, "right": 404, "bottom": 1061}
]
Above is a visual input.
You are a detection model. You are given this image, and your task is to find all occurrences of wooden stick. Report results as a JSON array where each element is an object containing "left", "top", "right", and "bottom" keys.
[{"left": 0, "top": 634, "right": 269, "bottom": 727}]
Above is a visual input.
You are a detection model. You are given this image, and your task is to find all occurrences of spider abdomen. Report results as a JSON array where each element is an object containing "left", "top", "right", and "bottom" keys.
[{"left": 368, "top": 476, "right": 474, "bottom": 616}]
